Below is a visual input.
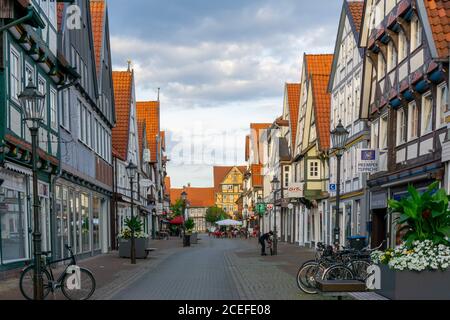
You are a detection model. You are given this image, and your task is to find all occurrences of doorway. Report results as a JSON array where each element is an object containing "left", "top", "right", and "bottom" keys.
[{"left": 371, "top": 209, "right": 387, "bottom": 249}]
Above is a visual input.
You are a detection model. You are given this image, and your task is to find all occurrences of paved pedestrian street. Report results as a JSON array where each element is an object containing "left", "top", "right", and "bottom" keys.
[{"left": 108, "top": 236, "right": 332, "bottom": 300}]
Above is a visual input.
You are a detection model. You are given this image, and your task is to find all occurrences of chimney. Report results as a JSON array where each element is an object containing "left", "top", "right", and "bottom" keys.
[{"left": 127, "top": 59, "right": 132, "bottom": 72}]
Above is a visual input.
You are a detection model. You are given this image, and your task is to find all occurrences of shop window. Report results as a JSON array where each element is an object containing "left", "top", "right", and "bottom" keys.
[
  {"left": 81, "top": 194, "right": 90, "bottom": 253},
  {"left": 0, "top": 187, "right": 28, "bottom": 263},
  {"left": 93, "top": 197, "right": 101, "bottom": 251},
  {"left": 421, "top": 92, "right": 433, "bottom": 135}
]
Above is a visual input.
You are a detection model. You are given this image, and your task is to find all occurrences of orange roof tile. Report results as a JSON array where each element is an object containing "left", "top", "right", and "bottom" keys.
[
  {"left": 305, "top": 54, "right": 334, "bottom": 77},
  {"left": 136, "top": 101, "right": 160, "bottom": 163},
  {"left": 90, "top": 0, "right": 106, "bottom": 74},
  {"left": 245, "top": 135, "right": 250, "bottom": 162},
  {"left": 164, "top": 177, "right": 171, "bottom": 196},
  {"left": 112, "top": 70, "right": 133, "bottom": 160},
  {"left": 347, "top": 1, "right": 364, "bottom": 34},
  {"left": 286, "top": 83, "right": 301, "bottom": 149},
  {"left": 170, "top": 187, "right": 215, "bottom": 208},
  {"left": 311, "top": 74, "right": 331, "bottom": 151},
  {"left": 213, "top": 166, "right": 246, "bottom": 192},
  {"left": 137, "top": 120, "right": 145, "bottom": 164},
  {"left": 251, "top": 164, "right": 263, "bottom": 187},
  {"left": 250, "top": 123, "right": 271, "bottom": 165},
  {"left": 424, "top": 0, "right": 450, "bottom": 59}
]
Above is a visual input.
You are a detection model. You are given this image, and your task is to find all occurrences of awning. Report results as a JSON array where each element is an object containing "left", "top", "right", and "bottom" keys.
[{"left": 170, "top": 216, "right": 184, "bottom": 225}]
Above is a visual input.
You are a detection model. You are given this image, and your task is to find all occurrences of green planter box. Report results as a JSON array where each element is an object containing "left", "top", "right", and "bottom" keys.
[
  {"left": 118, "top": 238, "right": 149, "bottom": 259},
  {"left": 377, "top": 264, "right": 450, "bottom": 300}
]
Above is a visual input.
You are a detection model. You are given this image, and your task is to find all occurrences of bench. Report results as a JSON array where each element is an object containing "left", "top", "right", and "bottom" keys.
[
  {"left": 145, "top": 248, "right": 157, "bottom": 257},
  {"left": 316, "top": 280, "right": 367, "bottom": 300}
]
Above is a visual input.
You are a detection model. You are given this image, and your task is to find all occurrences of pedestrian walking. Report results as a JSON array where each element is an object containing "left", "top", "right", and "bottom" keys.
[{"left": 259, "top": 231, "right": 273, "bottom": 256}]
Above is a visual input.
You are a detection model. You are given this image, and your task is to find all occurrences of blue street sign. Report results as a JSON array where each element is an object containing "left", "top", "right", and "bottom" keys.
[{"left": 329, "top": 184, "right": 336, "bottom": 192}]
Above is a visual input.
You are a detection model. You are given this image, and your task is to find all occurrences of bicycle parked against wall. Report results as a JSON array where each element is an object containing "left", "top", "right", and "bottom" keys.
[
  {"left": 19, "top": 245, "right": 96, "bottom": 300},
  {"left": 296, "top": 241, "right": 384, "bottom": 294}
]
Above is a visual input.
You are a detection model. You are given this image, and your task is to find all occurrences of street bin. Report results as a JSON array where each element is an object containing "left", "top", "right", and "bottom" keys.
[
  {"left": 183, "top": 234, "right": 191, "bottom": 247},
  {"left": 347, "top": 235, "right": 367, "bottom": 250}
]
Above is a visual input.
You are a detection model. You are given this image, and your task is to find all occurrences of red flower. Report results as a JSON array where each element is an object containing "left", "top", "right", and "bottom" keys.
[{"left": 422, "top": 209, "right": 432, "bottom": 220}]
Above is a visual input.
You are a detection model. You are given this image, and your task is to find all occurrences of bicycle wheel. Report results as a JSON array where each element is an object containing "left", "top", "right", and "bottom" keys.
[
  {"left": 61, "top": 268, "right": 96, "bottom": 300},
  {"left": 19, "top": 265, "right": 52, "bottom": 300},
  {"left": 297, "top": 263, "right": 325, "bottom": 294},
  {"left": 322, "top": 265, "right": 355, "bottom": 281},
  {"left": 348, "top": 260, "right": 371, "bottom": 281}
]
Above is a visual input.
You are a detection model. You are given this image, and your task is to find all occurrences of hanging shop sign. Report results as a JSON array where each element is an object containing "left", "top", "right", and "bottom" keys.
[
  {"left": 357, "top": 149, "right": 379, "bottom": 173},
  {"left": 286, "top": 183, "right": 303, "bottom": 198}
]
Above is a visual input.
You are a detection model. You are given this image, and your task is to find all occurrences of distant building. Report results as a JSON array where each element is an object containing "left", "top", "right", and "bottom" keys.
[
  {"left": 170, "top": 187, "right": 215, "bottom": 232},
  {"left": 213, "top": 166, "right": 246, "bottom": 219}
]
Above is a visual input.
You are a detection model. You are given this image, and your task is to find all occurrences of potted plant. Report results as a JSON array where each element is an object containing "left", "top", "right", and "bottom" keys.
[
  {"left": 371, "top": 182, "right": 450, "bottom": 300},
  {"left": 183, "top": 218, "right": 195, "bottom": 247},
  {"left": 118, "top": 216, "right": 149, "bottom": 259}
]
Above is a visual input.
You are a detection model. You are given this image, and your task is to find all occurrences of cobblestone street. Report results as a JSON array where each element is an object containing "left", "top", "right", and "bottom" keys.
[{"left": 109, "top": 235, "right": 331, "bottom": 300}]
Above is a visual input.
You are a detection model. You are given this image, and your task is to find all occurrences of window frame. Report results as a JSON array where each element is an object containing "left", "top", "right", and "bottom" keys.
[
  {"left": 421, "top": 91, "right": 433, "bottom": 136},
  {"left": 308, "top": 160, "right": 320, "bottom": 180},
  {"left": 436, "top": 82, "right": 448, "bottom": 129},
  {"left": 396, "top": 108, "right": 407, "bottom": 146},
  {"left": 10, "top": 45, "right": 21, "bottom": 104},
  {"left": 408, "top": 101, "right": 419, "bottom": 141}
]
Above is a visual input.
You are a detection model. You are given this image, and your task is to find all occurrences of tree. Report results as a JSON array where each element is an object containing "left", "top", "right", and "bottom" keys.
[
  {"left": 206, "top": 206, "right": 230, "bottom": 224},
  {"left": 170, "top": 199, "right": 184, "bottom": 217}
]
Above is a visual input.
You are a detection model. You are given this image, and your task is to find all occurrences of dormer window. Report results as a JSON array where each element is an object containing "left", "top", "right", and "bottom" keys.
[{"left": 410, "top": 15, "right": 422, "bottom": 52}]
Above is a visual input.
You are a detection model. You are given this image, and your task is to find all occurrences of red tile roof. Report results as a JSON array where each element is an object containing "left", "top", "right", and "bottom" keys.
[
  {"left": 424, "top": 0, "right": 450, "bottom": 59},
  {"left": 245, "top": 135, "right": 250, "bottom": 162},
  {"left": 112, "top": 70, "right": 133, "bottom": 160},
  {"left": 347, "top": 1, "right": 364, "bottom": 34},
  {"left": 213, "top": 166, "right": 246, "bottom": 192},
  {"left": 285, "top": 83, "right": 301, "bottom": 149},
  {"left": 90, "top": 0, "right": 106, "bottom": 74},
  {"left": 311, "top": 74, "right": 331, "bottom": 151},
  {"left": 137, "top": 120, "right": 145, "bottom": 164},
  {"left": 136, "top": 101, "right": 160, "bottom": 163},
  {"left": 305, "top": 54, "right": 334, "bottom": 77},
  {"left": 170, "top": 187, "right": 215, "bottom": 208},
  {"left": 164, "top": 177, "right": 171, "bottom": 196},
  {"left": 250, "top": 123, "right": 271, "bottom": 165},
  {"left": 251, "top": 164, "right": 263, "bottom": 187}
]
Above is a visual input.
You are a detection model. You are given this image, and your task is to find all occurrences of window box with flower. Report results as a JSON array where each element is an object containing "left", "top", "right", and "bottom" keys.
[{"left": 371, "top": 182, "right": 450, "bottom": 300}]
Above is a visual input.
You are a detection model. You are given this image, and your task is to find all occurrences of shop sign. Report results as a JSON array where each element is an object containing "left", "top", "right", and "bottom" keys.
[
  {"left": 371, "top": 192, "right": 388, "bottom": 210},
  {"left": 357, "top": 149, "right": 379, "bottom": 173},
  {"left": 286, "top": 183, "right": 303, "bottom": 198}
]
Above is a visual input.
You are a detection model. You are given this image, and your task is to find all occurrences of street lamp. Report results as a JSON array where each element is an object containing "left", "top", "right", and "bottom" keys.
[
  {"left": 18, "top": 77, "right": 46, "bottom": 300},
  {"left": 331, "top": 120, "right": 350, "bottom": 247},
  {"left": 270, "top": 176, "right": 280, "bottom": 256},
  {"left": 126, "top": 161, "right": 138, "bottom": 264}
]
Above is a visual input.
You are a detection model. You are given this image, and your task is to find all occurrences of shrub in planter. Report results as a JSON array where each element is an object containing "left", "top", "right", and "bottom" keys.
[
  {"left": 118, "top": 217, "right": 149, "bottom": 259},
  {"left": 371, "top": 182, "right": 450, "bottom": 299}
]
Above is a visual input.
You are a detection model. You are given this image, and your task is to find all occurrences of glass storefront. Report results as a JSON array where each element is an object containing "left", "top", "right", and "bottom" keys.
[
  {"left": 0, "top": 187, "right": 28, "bottom": 263},
  {"left": 54, "top": 183, "right": 108, "bottom": 257}
]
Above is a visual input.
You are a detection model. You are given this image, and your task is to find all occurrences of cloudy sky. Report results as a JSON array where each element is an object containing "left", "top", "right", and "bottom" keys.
[{"left": 108, "top": 0, "right": 342, "bottom": 188}]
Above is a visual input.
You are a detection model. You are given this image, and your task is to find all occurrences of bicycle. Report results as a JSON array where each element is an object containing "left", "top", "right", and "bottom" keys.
[{"left": 19, "top": 245, "right": 96, "bottom": 300}]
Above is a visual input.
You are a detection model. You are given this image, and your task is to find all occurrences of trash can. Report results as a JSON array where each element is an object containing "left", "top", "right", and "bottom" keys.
[
  {"left": 347, "top": 236, "right": 367, "bottom": 250},
  {"left": 183, "top": 234, "right": 191, "bottom": 247}
]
